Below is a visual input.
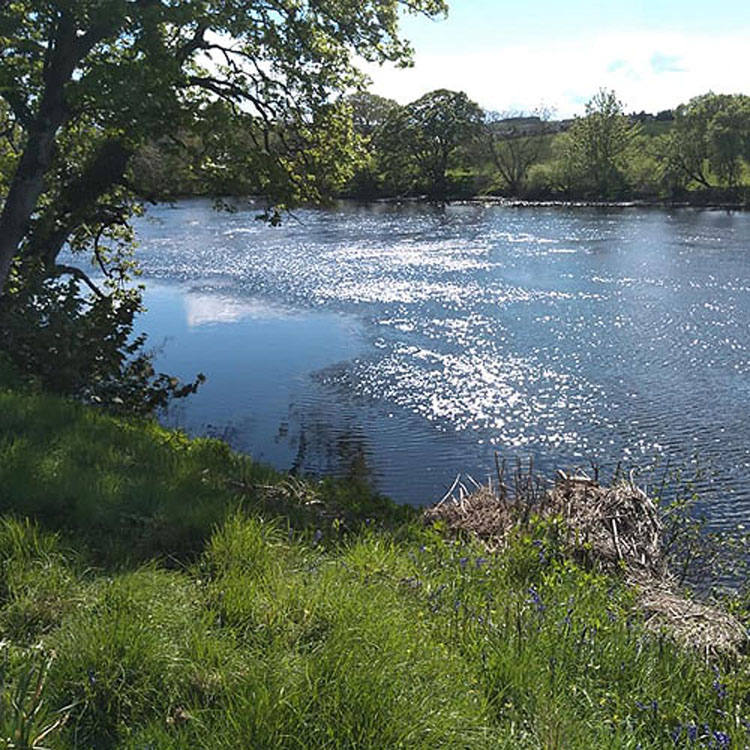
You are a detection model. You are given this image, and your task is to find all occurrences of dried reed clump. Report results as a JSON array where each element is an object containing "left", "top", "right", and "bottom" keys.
[
  {"left": 424, "top": 463, "right": 747, "bottom": 655},
  {"left": 422, "top": 481, "right": 515, "bottom": 553},
  {"left": 229, "top": 475, "right": 340, "bottom": 524},
  {"left": 638, "top": 585, "right": 748, "bottom": 657},
  {"left": 252, "top": 476, "right": 325, "bottom": 509},
  {"left": 545, "top": 472, "right": 666, "bottom": 579}
]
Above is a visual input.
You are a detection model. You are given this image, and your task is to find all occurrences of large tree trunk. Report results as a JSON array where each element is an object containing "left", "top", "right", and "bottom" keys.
[
  {"left": 0, "top": 14, "right": 107, "bottom": 294},
  {"left": 0, "top": 121, "right": 64, "bottom": 291}
]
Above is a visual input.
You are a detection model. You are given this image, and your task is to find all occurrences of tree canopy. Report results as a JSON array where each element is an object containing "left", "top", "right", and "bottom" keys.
[
  {"left": 0, "top": 0, "right": 446, "bottom": 293},
  {"left": 484, "top": 109, "right": 553, "bottom": 195},
  {"left": 564, "top": 89, "right": 638, "bottom": 199},
  {"left": 378, "top": 88, "right": 482, "bottom": 197},
  {"left": 660, "top": 93, "right": 750, "bottom": 190}
]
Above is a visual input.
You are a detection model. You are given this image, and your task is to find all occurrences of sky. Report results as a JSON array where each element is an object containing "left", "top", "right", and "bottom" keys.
[{"left": 362, "top": 0, "right": 750, "bottom": 117}]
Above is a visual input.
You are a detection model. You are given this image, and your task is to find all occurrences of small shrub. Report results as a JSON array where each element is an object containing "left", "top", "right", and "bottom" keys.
[{"left": 0, "top": 272, "right": 203, "bottom": 416}]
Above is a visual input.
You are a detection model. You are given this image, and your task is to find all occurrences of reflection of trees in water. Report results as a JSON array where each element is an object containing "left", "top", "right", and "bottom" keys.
[
  {"left": 205, "top": 422, "right": 242, "bottom": 445},
  {"left": 278, "top": 403, "right": 375, "bottom": 486},
  {"left": 162, "top": 392, "right": 376, "bottom": 487}
]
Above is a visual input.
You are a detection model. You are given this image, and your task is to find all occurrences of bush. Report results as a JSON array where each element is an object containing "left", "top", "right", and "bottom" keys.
[{"left": 0, "top": 272, "right": 203, "bottom": 416}]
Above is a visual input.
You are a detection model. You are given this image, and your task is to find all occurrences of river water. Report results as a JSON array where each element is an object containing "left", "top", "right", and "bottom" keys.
[{"left": 129, "top": 199, "right": 750, "bottom": 521}]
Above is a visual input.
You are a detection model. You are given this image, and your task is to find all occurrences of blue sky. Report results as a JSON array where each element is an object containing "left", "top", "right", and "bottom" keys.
[{"left": 363, "top": 0, "right": 750, "bottom": 116}]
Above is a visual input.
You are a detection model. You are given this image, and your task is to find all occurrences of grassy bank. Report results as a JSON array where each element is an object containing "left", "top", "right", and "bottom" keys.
[{"left": 0, "top": 382, "right": 748, "bottom": 748}]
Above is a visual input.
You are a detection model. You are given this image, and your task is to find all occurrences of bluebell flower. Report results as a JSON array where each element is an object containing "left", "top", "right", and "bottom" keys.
[
  {"left": 532, "top": 539, "right": 548, "bottom": 564},
  {"left": 713, "top": 679, "right": 728, "bottom": 702},
  {"left": 528, "top": 585, "right": 545, "bottom": 613},
  {"left": 712, "top": 730, "right": 730, "bottom": 749}
]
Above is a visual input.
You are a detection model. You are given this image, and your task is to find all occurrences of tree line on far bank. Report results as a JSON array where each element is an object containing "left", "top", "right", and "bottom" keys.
[
  {"left": 345, "top": 87, "right": 750, "bottom": 202},
  {"left": 131, "top": 88, "right": 750, "bottom": 204}
]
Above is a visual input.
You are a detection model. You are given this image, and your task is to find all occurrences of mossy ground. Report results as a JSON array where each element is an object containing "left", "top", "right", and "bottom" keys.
[{"left": 0, "top": 381, "right": 747, "bottom": 749}]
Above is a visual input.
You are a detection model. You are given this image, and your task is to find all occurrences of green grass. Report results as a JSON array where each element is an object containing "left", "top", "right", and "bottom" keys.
[
  {"left": 0, "top": 383, "right": 748, "bottom": 748},
  {"left": 0, "top": 385, "right": 407, "bottom": 567}
]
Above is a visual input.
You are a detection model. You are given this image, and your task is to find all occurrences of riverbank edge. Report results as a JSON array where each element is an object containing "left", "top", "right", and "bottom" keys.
[
  {"left": 456, "top": 196, "right": 750, "bottom": 211},
  {"left": 366, "top": 194, "right": 750, "bottom": 211},
  {"left": 139, "top": 190, "right": 750, "bottom": 213},
  {"left": 0, "top": 379, "right": 748, "bottom": 746}
]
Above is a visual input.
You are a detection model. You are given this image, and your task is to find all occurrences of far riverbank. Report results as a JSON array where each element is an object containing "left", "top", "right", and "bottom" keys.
[{"left": 364, "top": 194, "right": 750, "bottom": 211}]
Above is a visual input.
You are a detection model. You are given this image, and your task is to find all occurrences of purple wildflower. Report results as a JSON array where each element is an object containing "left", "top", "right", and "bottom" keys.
[
  {"left": 528, "top": 585, "right": 545, "bottom": 613},
  {"left": 712, "top": 730, "right": 730, "bottom": 749},
  {"left": 713, "top": 679, "right": 728, "bottom": 702}
]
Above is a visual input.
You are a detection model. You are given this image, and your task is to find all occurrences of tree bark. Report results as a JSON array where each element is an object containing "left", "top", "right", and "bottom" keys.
[
  {"left": 0, "top": 114, "right": 65, "bottom": 292},
  {"left": 0, "top": 13, "right": 112, "bottom": 294}
]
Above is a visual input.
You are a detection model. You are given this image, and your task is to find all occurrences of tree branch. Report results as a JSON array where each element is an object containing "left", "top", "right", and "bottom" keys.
[
  {"left": 52, "top": 264, "right": 105, "bottom": 298},
  {"left": 0, "top": 90, "right": 33, "bottom": 130}
]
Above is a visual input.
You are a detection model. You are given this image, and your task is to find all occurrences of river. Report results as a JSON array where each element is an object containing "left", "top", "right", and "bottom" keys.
[{"left": 127, "top": 199, "right": 750, "bottom": 522}]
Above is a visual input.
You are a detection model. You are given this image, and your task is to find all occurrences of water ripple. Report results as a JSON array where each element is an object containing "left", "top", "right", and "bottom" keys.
[{"left": 123, "top": 200, "right": 750, "bottom": 522}]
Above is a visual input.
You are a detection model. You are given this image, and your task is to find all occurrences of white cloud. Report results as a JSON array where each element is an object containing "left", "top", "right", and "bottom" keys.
[
  {"left": 184, "top": 292, "right": 297, "bottom": 327},
  {"left": 361, "top": 30, "right": 750, "bottom": 116}
]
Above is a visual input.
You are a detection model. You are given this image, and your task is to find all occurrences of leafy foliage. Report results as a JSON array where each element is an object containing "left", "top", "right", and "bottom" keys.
[
  {"left": 484, "top": 109, "right": 553, "bottom": 196},
  {"left": 339, "top": 86, "right": 750, "bottom": 203},
  {"left": 661, "top": 93, "right": 750, "bottom": 190},
  {"left": 0, "top": 0, "right": 447, "bottom": 285},
  {"left": 378, "top": 88, "right": 483, "bottom": 197},
  {"left": 342, "top": 91, "right": 401, "bottom": 197},
  {"left": 563, "top": 89, "right": 639, "bottom": 199},
  {"left": 0, "top": 271, "right": 204, "bottom": 416}
]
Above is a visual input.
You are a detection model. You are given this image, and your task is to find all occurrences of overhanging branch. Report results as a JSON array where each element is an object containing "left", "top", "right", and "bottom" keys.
[{"left": 52, "top": 263, "right": 105, "bottom": 298}]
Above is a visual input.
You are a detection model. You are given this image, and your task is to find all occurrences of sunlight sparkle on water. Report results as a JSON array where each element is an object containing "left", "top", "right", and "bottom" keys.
[{"left": 121, "top": 201, "right": 750, "bottom": 519}]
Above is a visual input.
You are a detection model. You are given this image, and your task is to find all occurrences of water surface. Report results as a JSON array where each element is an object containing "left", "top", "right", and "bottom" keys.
[{"left": 131, "top": 200, "right": 750, "bottom": 521}]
